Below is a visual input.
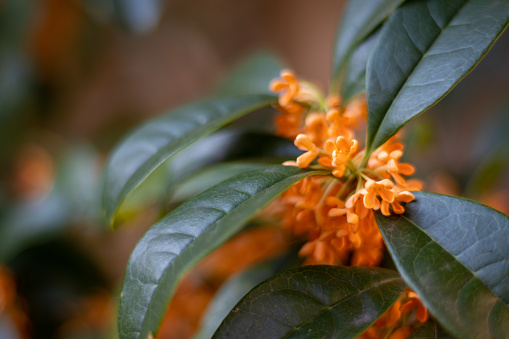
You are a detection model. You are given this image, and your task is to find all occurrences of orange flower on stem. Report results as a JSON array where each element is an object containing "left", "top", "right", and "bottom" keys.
[
  {"left": 294, "top": 134, "right": 319, "bottom": 168},
  {"left": 362, "top": 179, "right": 395, "bottom": 210},
  {"left": 326, "top": 196, "right": 359, "bottom": 225},
  {"left": 270, "top": 69, "right": 300, "bottom": 107},
  {"left": 380, "top": 190, "right": 414, "bottom": 216},
  {"left": 386, "top": 150, "right": 415, "bottom": 186}
]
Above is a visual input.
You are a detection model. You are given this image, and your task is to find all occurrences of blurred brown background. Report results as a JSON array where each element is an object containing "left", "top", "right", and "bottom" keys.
[{"left": 1, "top": 0, "right": 509, "bottom": 338}]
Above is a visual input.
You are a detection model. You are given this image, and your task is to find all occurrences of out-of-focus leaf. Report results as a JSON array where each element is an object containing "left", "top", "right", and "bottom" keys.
[
  {"left": 170, "top": 163, "right": 266, "bottom": 203},
  {"left": 0, "top": 0, "right": 34, "bottom": 46},
  {"left": 213, "top": 266, "right": 406, "bottom": 339},
  {"left": 341, "top": 30, "right": 380, "bottom": 103},
  {"left": 466, "top": 101, "right": 509, "bottom": 197},
  {"left": 117, "top": 166, "right": 328, "bottom": 339},
  {"left": 408, "top": 320, "right": 454, "bottom": 339},
  {"left": 102, "top": 95, "right": 276, "bottom": 225},
  {"left": 366, "top": 0, "right": 509, "bottom": 155},
  {"left": 165, "top": 130, "right": 301, "bottom": 191},
  {"left": 0, "top": 145, "right": 101, "bottom": 261},
  {"left": 116, "top": 130, "right": 300, "bottom": 221},
  {"left": 216, "top": 53, "right": 284, "bottom": 96},
  {"left": 194, "top": 252, "right": 301, "bottom": 339},
  {"left": 376, "top": 192, "right": 509, "bottom": 338},
  {"left": 332, "top": 0, "right": 406, "bottom": 87}
]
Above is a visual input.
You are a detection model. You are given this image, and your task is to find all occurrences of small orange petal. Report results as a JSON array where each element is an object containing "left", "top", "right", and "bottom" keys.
[
  {"left": 379, "top": 179, "right": 393, "bottom": 188},
  {"left": 347, "top": 212, "right": 359, "bottom": 225},
  {"left": 296, "top": 151, "right": 317, "bottom": 168},
  {"left": 400, "top": 299, "right": 418, "bottom": 313},
  {"left": 378, "top": 188, "right": 395, "bottom": 203},
  {"left": 332, "top": 166, "right": 346, "bottom": 178},
  {"left": 389, "top": 150, "right": 403, "bottom": 160},
  {"left": 294, "top": 134, "right": 315, "bottom": 151},
  {"left": 397, "top": 191, "right": 414, "bottom": 203},
  {"left": 269, "top": 80, "right": 286, "bottom": 92},
  {"left": 391, "top": 202, "right": 405, "bottom": 214},
  {"left": 328, "top": 208, "right": 346, "bottom": 218},
  {"left": 416, "top": 304, "right": 428, "bottom": 323},
  {"left": 381, "top": 201, "right": 391, "bottom": 216},
  {"left": 364, "top": 191, "right": 378, "bottom": 209},
  {"left": 398, "top": 163, "right": 415, "bottom": 176},
  {"left": 391, "top": 173, "right": 407, "bottom": 187}
]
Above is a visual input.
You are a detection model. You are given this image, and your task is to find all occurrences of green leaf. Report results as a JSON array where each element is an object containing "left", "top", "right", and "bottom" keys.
[
  {"left": 117, "top": 166, "right": 327, "bottom": 339},
  {"left": 118, "top": 131, "right": 301, "bottom": 221},
  {"left": 165, "top": 130, "right": 302, "bottom": 192},
  {"left": 408, "top": 320, "right": 454, "bottom": 339},
  {"left": 213, "top": 266, "right": 406, "bottom": 339},
  {"left": 194, "top": 252, "right": 300, "bottom": 339},
  {"left": 332, "top": 0, "right": 406, "bottom": 87},
  {"left": 215, "top": 53, "right": 284, "bottom": 96},
  {"left": 170, "top": 163, "right": 267, "bottom": 204},
  {"left": 366, "top": 0, "right": 509, "bottom": 154},
  {"left": 340, "top": 30, "right": 380, "bottom": 103},
  {"left": 376, "top": 192, "right": 509, "bottom": 339},
  {"left": 102, "top": 95, "right": 276, "bottom": 225}
]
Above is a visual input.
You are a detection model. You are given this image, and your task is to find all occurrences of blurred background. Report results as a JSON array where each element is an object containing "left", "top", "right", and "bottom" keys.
[{"left": 0, "top": 0, "right": 508, "bottom": 338}]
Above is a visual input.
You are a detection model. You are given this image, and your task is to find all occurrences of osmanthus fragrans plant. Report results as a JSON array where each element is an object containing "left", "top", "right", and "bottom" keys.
[{"left": 102, "top": 0, "right": 509, "bottom": 338}]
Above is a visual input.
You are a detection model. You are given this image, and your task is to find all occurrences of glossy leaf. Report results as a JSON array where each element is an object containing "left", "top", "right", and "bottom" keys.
[
  {"left": 215, "top": 53, "right": 284, "bottom": 96},
  {"left": 408, "top": 320, "right": 454, "bottom": 339},
  {"left": 340, "top": 30, "right": 380, "bottom": 103},
  {"left": 366, "top": 0, "right": 509, "bottom": 154},
  {"left": 332, "top": 0, "right": 405, "bottom": 86},
  {"left": 194, "top": 252, "right": 300, "bottom": 339},
  {"left": 118, "top": 131, "right": 301, "bottom": 220},
  {"left": 165, "top": 130, "right": 301, "bottom": 192},
  {"left": 213, "top": 266, "right": 406, "bottom": 339},
  {"left": 102, "top": 95, "right": 276, "bottom": 225},
  {"left": 117, "top": 166, "right": 328, "bottom": 339},
  {"left": 170, "top": 163, "right": 266, "bottom": 203},
  {"left": 376, "top": 192, "right": 509, "bottom": 339}
]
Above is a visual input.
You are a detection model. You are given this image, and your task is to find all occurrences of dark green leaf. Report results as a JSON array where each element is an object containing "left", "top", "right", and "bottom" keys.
[
  {"left": 366, "top": 0, "right": 509, "bottom": 154},
  {"left": 215, "top": 53, "right": 284, "bottom": 96},
  {"left": 341, "top": 30, "right": 380, "bottom": 103},
  {"left": 408, "top": 320, "right": 454, "bottom": 339},
  {"left": 170, "top": 163, "right": 266, "bottom": 203},
  {"left": 165, "top": 130, "right": 302, "bottom": 192},
  {"left": 213, "top": 266, "right": 406, "bottom": 339},
  {"left": 117, "top": 166, "right": 327, "bottom": 339},
  {"left": 332, "top": 0, "right": 406, "bottom": 87},
  {"left": 102, "top": 95, "right": 276, "bottom": 225},
  {"left": 118, "top": 131, "right": 301, "bottom": 219},
  {"left": 376, "top": 192, "right": 509, "bottom": 339},
  {"left": 194, "top": 252, "right": 300, "bottom": 339}
]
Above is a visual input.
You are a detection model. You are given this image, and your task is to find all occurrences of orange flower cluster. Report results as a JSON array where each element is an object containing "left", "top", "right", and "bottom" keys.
[
  {"left": 270, "top": 69, "right": 419, "bottom": 267},
  {"left": 270, "top": 70, "right": 426, "bottom": 339}
]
